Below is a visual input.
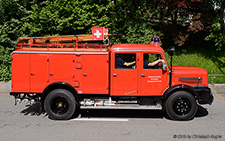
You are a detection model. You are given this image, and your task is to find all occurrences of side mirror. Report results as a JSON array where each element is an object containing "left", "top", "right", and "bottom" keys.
[
  {"left": 167, "top": 46, "right": 175, "bottom": 56},
  {"left": 162, "top": 62, "right": 167, "bottom": 71}
]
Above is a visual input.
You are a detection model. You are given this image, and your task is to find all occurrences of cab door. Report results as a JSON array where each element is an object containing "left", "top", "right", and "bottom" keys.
[
  {"left": 140, "top": 52, "right": 168, "bottom": 96},
  {"left": 111, "top": 52, "right": 138, "bottom": 96}
]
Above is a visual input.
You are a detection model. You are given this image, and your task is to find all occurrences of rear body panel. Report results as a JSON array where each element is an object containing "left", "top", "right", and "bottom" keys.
[{"left": 11, "top": 51, "right": 109, "bottom": 95}]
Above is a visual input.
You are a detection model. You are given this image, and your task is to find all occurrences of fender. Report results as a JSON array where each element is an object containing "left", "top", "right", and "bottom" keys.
[
  {"left": 41, "top": 82, "right": 79, "bottom": 104},
  {"left": 163, "top": 84, "right": 200, "bottom": 100}
]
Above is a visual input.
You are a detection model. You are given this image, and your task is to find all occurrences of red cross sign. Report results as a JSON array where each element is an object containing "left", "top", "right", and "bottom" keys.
[{"left": 92, "top": 27, "right": 104, "bottom": 40}]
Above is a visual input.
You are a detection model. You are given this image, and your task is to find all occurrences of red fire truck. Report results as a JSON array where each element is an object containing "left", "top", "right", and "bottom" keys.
[{"left": 10, "top": 28, "right": 213, "bottom": 120}]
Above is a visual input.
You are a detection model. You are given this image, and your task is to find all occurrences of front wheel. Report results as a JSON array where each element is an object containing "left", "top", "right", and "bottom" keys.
[
  {"left": 165, "top": 91, "right": 197, "bottom": 121},
  {"left": 44, "top": 89, "right": 77, "bottom": 120}
]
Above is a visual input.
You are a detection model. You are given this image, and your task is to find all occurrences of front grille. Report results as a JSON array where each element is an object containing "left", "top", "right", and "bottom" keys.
[{"left": 179, "top": 77, "right": 202, "bottom": 84}]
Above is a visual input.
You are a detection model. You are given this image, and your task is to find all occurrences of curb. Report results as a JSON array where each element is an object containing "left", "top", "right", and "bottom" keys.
[
  {"left": 209, "top": 84, "right": 225, "bottom": 95},
  {"left": 0, "top": 81, "right": 224, "bottom": 95},
  {"left": 0, "top": 81, "right": 11, "bottom": 95}
]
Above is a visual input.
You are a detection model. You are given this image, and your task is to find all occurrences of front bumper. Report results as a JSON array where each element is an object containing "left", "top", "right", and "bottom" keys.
[{"left": 193, "top": 86, "right": 214, "bottom": 105}]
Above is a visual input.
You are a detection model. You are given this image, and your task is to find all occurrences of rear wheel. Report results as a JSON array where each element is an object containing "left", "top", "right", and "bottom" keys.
[
  {"left": 165, "top": 91, "right": 197, "bottom": 120},
  {"left": 44, "top": 89, "right": 77, "bottom": 120}
]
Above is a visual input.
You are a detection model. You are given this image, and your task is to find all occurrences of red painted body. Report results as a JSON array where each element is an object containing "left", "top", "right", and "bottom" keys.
[{"left": 11, "top": 36, "right": 209, "bottom": 97}]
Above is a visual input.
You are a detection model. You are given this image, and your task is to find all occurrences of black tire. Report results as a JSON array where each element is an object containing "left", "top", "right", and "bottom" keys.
[
  {"left": 71, "top": 104, "right": 81, "bottom": 119},
  {"left": 165, "top": 91, "right": 197, "bottom": 121},
  {"left": 44, "top": 89, "right": 76, "bottom": 120}
]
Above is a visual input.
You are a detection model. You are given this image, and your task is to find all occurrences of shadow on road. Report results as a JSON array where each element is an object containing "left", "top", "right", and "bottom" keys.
[
  {"left": 80, "top": 109, "right": 164, "bottom": 119},
  {"left": 80, "top": 105, "right": 208, "bottom": 119},
  {"left": 20, "top": 102, "right": 208, "bottom": 120},
  {"left": 195, "top": 105, "right": 209, "bottom": 118},
  {"left": 20, "top": 102, "right": 46, "bottom": 116}
]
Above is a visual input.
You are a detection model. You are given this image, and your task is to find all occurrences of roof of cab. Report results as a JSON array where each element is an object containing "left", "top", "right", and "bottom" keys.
[{"left": 110, "top": 44, "right": 165, "bottom": 53}]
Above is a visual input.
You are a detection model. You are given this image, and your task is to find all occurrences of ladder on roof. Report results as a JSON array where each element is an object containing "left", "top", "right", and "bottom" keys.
[{"left": 15, "top": 34, "right": 111, "bottom": 51}]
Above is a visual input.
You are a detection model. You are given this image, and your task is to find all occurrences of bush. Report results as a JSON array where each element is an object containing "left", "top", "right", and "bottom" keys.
[{"left": 0, "top": 46, "right": 12, "bottom": 81}]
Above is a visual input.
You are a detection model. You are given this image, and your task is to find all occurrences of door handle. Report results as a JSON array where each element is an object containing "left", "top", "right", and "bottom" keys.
[
  {"left": 83, "top": 73, "right": 87, "bottom": 76},
  {"left": 30, "top": 72, "right": 34, "bottom": 75},
  {"left": 49, "top": 73, "right": 53, "bottom": 76},
  {"left": 141, "top": 74, "right": 145, "bottom": 77},
  {"left": 113, "top": 73, "right": 117, "bottom": 77}
]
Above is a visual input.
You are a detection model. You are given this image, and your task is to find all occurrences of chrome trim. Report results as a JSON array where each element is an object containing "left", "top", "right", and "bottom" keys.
[
  {"left": 191, "top": 85, "right": 206, "bottom": 88},
  {"left": 112, "top": 50, "right": 163, "bottom": 55},
  {"left": 179, "top": 77, "right": 202, "bottom": 84}
]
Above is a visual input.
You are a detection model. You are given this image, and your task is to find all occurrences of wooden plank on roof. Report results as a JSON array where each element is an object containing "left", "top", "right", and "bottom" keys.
[
  {"left": 78, "top": 35, "right": 92, "bottom": 41},
  {"left": 19, "top": 35, "right": 77, "bottom": 40}
]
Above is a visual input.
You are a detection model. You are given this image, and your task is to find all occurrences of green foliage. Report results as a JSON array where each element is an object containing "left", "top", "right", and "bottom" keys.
[
  {"left": 204, "top": 0, "right": 225, "bottom": 51},
  {"left": 108, "top": 0, "right": 157, "bottom": 44},
  {"left": 0, "top": 0, "right": 31, "bottom": 81},
  {"left": 24, "top": 0, "right": 113, "bottom": 36},
  {"left": 0, "top": 46, "right": 12, "bottom": 81},
  {"left": 205, "top": 21, "right": 225, "bottom": 51},
  {"left": 0, "top": 0, "right": 29, "bottom": 45},
  {"left": 110, "top": 22, "right": 157, "bottom": 45}
]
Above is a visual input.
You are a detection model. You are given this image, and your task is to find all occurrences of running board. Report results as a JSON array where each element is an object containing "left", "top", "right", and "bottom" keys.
[
  {"left": 81, "top": 104, "right": 162, "bottom": 110},
  {"left": 80, "top": 98, "right": 162, "bottom": 110}
]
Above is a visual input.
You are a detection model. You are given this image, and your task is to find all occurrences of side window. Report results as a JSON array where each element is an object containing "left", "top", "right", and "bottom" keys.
[
  {"left": 115, "top": 53, "right": 136, "bottom": 69},
  {"left": 143, "top": 53, "right": 163, "bottom": 69}
]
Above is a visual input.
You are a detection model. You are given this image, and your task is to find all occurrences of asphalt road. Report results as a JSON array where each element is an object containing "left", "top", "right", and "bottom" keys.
[{"left": 0, "top": 94, "right": 224, "bottom": 141}]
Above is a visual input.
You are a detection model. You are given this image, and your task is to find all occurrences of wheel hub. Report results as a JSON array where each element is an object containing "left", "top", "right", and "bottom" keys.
[
  {"left": 173, "top": 97, "right": 191, "bottom": 115},
  {"left": 51, "top": 97, "right": 69, "bottom": 115},
  {"left": 57, "top": 102, "right": 63, "bottom": 108}
]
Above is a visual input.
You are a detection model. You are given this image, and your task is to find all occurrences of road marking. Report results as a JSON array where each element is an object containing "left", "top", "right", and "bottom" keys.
[{"left": 71, "top": 118, "right": 129, "bottom": 122}]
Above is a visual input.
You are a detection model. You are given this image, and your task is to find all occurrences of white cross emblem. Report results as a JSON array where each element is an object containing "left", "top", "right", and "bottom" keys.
[{"left": 94, "top": 30, "right": 102, "bottom": 38}]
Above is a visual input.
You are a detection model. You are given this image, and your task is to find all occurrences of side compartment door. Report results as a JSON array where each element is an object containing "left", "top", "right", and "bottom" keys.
[
  {"left": 11, "top": 53, "right": 30, "bottom": 92},
  {"left": 140, "top": 52, "right": 168, "bottom": 96},
  {"left": 81, "top": 54, "right": 109, "bottom": 94},
  {"left": 30, "top": 54, "right": 48, "bottom": 93},
  {"left": 48, "top": 54, "right": 74, "bottom": 81},
  {"left": 111, "top": 52, "right": 138, "bottom": 96}
]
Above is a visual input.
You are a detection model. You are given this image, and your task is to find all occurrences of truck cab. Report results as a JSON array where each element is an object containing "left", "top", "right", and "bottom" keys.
[
  {"left": 110, "top": 44, "right": 168, "bottom": 97},
  {"left": 10, "top": 33, "right": 213, "bottom": 121}
]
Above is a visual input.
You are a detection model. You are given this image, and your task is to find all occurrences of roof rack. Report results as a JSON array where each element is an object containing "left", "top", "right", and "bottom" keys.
[{"left": 16, "top": 34, "right": 112, "bottom": 52}]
